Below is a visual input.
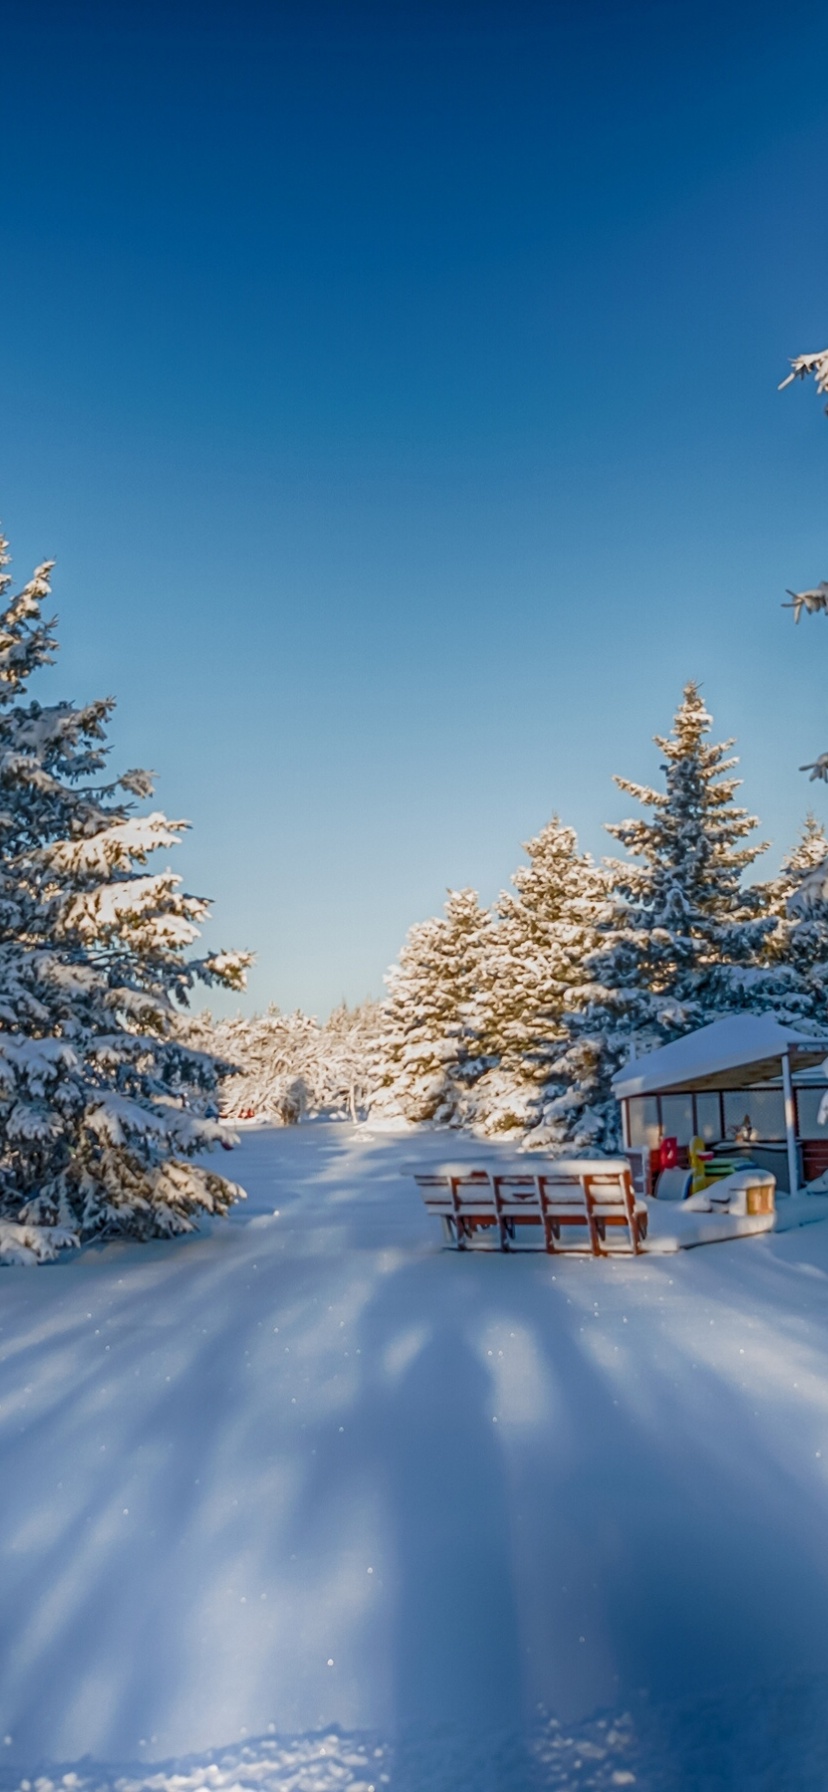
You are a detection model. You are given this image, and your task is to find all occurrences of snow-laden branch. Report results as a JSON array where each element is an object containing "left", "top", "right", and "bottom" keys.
[
  {"left": 44, "top": 812, "right": 187, "bottom": 875},
  {"left": 783, "top": 585, "right": 828, "bottom": 622},
  {"left": 800, "top": 755, "right": 828, "bottom": 782},
  {"left": 779, "top": 350, "right": 828, "bottom": 397}
]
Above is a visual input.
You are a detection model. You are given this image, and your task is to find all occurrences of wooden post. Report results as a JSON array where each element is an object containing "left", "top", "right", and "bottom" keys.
[{"left": 782, "top": 1050, "right": 799, "bottom": 1198}]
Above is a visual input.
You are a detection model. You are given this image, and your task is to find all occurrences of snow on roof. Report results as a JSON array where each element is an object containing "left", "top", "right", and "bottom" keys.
[{"left": 612, "top": 1014, "right": 828, "bottom": 1100}]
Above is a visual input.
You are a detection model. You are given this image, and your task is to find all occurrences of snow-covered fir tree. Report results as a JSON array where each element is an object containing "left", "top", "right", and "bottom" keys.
[
  {"left": 362, "top": 687, "right": 828, "bottom": 1153},
  {"left": 593, "top": 681, "right": 774, "bottom": 1042},
  {"left": 543, "top": 683, "right": 779, "bottom": 1154},
  {"left": 0, "top": 539, "right": 251, "bottom": 1265},
  {"left": 756, "top": 816, "right": 828, "bottom": 1026},
  {"left": 780, "top": 350, "right": 828, "bottom": 784},
  {"left": 472, "top": 818, "right": 610, "bottom": 1141},
  {"left": 371, "top": 888, "right": 492, "bottom": 1124}
]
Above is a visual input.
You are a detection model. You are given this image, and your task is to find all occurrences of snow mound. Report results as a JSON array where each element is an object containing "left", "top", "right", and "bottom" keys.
[
  {"left": 8, "top": 1684, "right": 828, "bottom": 1792},
  {"left": 0, "top": 1710, "right": 643, "bottom": 1792},
  {"left": 356, "top": 1117, "right": 415, "bottom": 1135},
  {"left": 0, "top": 1220, "right": 78, "bottom": 1265}
]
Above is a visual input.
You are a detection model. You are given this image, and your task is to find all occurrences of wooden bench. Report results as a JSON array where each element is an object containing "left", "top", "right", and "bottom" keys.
[{"left": 413, "top": 1157, "right": 646, "bottom": 1255}]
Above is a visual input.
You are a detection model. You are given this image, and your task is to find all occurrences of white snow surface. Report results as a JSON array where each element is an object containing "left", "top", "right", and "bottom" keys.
[{"left": 5, "top": 1123, "right": 828, "bottom": 1788}]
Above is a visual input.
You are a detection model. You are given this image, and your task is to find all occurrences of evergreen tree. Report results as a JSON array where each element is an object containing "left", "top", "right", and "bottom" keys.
[
  {"left": 0, "top": 538, "right": 251, "bottom": 1265},
  {"left": 473, "top": 818, "right": 608, "bottom": 1138},
  {"left": 372, "top": 888, "right": 491, "bottom": 1124},
  {"left": 592, "top": 681, "right": 772, "bottom": 1047},
  {"left": 540, "top": 683, "right": 778, "bottom": 1157},
  {"left": 520, "top": 1022, "right": 621, "bottom": 1155},
  {"left": 756, "top": 816, "right": 828, "bottom": 1027},
  {"left": 779, "top": 350, "right": 828, "bottom": 783}
]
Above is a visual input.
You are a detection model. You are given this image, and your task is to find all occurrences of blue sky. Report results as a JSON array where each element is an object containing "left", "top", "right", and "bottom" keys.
[{"left": 4, "top": 0, "right": 828, "bottom": 1016}]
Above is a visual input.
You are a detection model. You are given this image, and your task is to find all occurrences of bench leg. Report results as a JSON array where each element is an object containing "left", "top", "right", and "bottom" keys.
[
  {"left": 623, "top": 1187, "right": 643, "bottom": 1254},
  {"left": 496, "top": 1211, "right": 514, "bottom": 1252},
  {"left": 542, "top": 1216, "right": 559, "bottom": 1254},
  {"left": 582, "top": 1179, "right": 607, "bottom": 1256},
  {"left": 491, "top": 1182, "right": 508, "bottom": 1251},
  {"left": 449, "top": 1180, "right": 466, "bottom": 1249}
]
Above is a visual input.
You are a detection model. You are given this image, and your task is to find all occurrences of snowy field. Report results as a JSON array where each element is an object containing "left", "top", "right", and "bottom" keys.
[{"left": 4, "top": 1124, "right": 828, "bottom": 1790}]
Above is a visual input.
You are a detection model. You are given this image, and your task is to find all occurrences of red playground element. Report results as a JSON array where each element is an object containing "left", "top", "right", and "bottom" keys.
[{"left": 659, "top": 1136, "right": 679, "bottom": 1170}]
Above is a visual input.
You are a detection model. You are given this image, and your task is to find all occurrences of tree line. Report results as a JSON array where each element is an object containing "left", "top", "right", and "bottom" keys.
[
  {"left": 212, "top": 682, "right": 828, "bottom": 1151},
  {"left": 2, "top": 342, "right": 827, "bottom": 1260}
]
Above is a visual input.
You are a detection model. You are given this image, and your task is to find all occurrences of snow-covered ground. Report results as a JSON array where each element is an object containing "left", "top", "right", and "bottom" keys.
[{"left": 4, "top": 1123, "right": 828, "bottom": 1790}]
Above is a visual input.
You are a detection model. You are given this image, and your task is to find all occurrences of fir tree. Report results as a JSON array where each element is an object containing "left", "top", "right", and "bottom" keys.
[
  {"left": 473, "top": 818, "right": 608, "bottom": 1138},
  {"left": 594, "top": 681, "right": 772, "bottom": 1045},
  {"left": 546, "top": 683, "right": 778, "bottom": 1156},
  {"left": 779, "top": 350, "right": 828, "bottom": 783},
  {"left": 372, "top": 888, "right": 491, "bottom": 1124},
  {"left": 520, "top": 1024, "right": 620, "bottom": 1156},
  {"left": 0, "top": 538, "right": 251, "bottom": 1264},
  {"left": 756, "top": 816, "right": 828, "bottom": 1027}
]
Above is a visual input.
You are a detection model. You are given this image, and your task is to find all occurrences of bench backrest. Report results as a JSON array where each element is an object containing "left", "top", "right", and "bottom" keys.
[
  {"left": 491, "top": 1171, "right": 542, "bottom": 1220},
  {"left": 414, "top": 1157, "right": 639, "bottom": 1233},
  {"left": 536, "top": 1158, "right": 636, "bottom": 1212},
  {"left": 412, "top": 1172, "right": 454, "bottom": 1215}
]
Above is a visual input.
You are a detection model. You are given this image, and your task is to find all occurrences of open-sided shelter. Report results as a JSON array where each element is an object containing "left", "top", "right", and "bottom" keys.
[{"left": 611, "top": 1014, "right": 828, "bottom": 1196}]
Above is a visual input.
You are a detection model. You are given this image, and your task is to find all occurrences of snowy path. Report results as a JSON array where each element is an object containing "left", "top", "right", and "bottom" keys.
[{"left": 3, "top": 1124, "right": 828, "bottom": 1789}]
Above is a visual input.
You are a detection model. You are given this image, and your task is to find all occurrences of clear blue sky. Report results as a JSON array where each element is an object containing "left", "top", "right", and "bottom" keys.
[{"left": 4, "top": 0, "right": 828, "bottom": 1017}]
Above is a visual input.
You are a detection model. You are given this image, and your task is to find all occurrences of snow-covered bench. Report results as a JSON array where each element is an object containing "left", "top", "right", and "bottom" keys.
[{"left": 412, "top": 1158, "right": 647, "bottom": 1255}]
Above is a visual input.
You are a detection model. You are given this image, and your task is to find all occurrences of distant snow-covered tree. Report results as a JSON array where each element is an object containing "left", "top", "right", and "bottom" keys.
[
  {"left": 198, "top": 998, "right": 384, "bottom": 1125},
  {"left": 0, "top": 537, "right": 251, "bottom": 1265},
  {"left": 372, "top": 888, "right": 492, "bottom": 1124},
  {"left": 192, "top": 1006, "right": 321, "bottom": 1125},
  {"left": 320, "top": 998, "right": 385, "bottom": 1119}
]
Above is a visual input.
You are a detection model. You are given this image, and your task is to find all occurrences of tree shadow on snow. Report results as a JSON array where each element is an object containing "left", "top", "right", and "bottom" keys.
[{"left": 5, "top": 1128, "right": 828, "bottom": 1790}]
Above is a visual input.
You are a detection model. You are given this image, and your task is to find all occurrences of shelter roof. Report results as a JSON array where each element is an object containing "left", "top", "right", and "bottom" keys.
[{"left": 611, "top": 1014, "right": 828, "bottom": 1100}]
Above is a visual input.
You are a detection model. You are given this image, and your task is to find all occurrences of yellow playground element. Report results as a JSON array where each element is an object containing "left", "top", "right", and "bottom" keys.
[{"left": 689, "top": 1137, "right": 744, "bottom": 1194}]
